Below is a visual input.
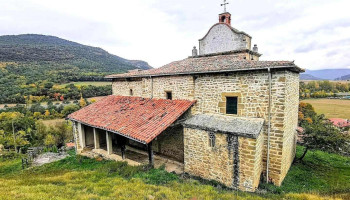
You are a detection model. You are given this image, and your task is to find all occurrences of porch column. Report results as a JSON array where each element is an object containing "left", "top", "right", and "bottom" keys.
[
  {"left": 147, "top": 141, "right": 154, "bottom": 166},
  {"left": 78, "top": 122, "right": 86, "bottom": 149},
  {"left": 106, "top": 131, "right": 112, "bottom": 155},
  {"left": 93, "top": 128, "right": 100, "bottom": 149}
]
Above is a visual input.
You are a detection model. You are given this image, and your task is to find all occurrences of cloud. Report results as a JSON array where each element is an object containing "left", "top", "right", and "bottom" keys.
[{"left": 0, "top": 0, "right": 349, "bottom": 69}]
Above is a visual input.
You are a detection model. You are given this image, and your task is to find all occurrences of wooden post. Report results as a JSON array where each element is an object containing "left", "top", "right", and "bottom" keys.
[
  {"left": 121, "top": 144, "right": 126, "bottom": 160},
  {"left": 147, "top": 142, "right": 154, "bottom": 166},
  {"left": 106, "top": 131, "right": 112, "bottom": 155},
  {"left": 93, "top": 128, "right": 100, "bottom": 149}
]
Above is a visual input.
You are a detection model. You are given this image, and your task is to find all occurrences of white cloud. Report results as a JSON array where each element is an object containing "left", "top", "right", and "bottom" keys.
[{"left": 0, "top": 0, "right": 349, "bottom": 69}]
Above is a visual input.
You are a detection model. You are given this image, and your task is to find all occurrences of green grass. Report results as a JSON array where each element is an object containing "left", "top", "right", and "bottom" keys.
[
  {"left": 301, "top": 99, "right": 350, "bottom": 119},
  {"left": 58, "top": 81, "right": 111, "bottom": 87},
  {"left": 260, "top": 146, "right": 350, "bottom": 197},
  {"left": 0, "top": 147, "right": 349, "bottom": 200}
]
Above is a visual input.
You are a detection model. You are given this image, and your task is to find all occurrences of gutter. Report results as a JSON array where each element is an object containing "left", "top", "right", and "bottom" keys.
[{"left": 266, "top": 67, "right": 272, "bottom": 183}]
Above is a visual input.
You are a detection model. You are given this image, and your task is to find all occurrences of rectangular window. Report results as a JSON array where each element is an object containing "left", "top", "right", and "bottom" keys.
[
  {"left": 209, "top": 132, "right": 215, "bottom": 147},
  {"left": 129, "top": 89, "right": 133, "bottom": 96},
  {"left": 226, "top": 97, "right": 238, "bottom": 114},
  {"left": 166, "top": 91, "right": 172, "bottom": 100}
]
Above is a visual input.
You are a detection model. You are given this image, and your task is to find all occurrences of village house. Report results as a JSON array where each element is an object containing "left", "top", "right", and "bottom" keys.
[{"left": 68, "top": 11, "right": 304, "bottom": 191}]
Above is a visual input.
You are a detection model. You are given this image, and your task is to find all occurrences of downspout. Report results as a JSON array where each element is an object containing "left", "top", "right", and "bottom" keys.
[
  {"left": 266, "top": 67, "right": 272, "bottom": 183},
  {"left": 150, "top": 76, "right": 153, "bottom": 99}
]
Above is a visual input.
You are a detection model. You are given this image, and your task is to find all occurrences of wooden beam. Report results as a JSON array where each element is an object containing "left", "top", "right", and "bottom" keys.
[{"left": 147, "top": 142, "right": 154, "bottom": 166}]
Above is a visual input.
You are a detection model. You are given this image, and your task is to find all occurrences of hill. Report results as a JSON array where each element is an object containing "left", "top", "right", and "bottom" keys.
[
  {"left": 304, "top": 69, "right": 350, "bottom": 80},
  {"left": 335, "top": 74, "right": 350, "bottom": 81},
  {"left": 0, "top": 34, "right": 152, "bottom": 103},
  {"left": 300, "top": 74, "right": 322, "bottom": 80}
]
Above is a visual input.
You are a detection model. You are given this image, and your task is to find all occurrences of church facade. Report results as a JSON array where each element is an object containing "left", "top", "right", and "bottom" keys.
[{"left": 68, "top": 12, "right": 303, "bottom": 192}]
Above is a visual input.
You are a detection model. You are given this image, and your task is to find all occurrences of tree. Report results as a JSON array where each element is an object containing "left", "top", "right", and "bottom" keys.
[
  {"left": 44, "top": 110, "right": 50, "bottom": 117},
  {"left": 297, "top": 103, "right": 350, "bottom": 161},
  {"left": 79, "top": 97, "right": 87, "bottom": 107},
  {"left": 61, "top": 104, "right": 80, "bottom": 116},
  {"left": 0, "top": 112, "right": 29, "bottom": 152}
]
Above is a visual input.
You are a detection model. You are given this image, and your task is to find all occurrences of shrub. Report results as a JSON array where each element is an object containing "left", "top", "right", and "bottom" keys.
[{"left": 61, "top": 104, "right": 80, "bottom": 116}]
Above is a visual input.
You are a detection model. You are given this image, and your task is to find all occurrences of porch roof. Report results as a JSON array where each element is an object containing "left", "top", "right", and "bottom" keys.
[
  {"left": 68, "top": 95, "right": 195, "bottom": 144},
  {"left": 183, "top": 114, "right": 264, "bottom": 138}
]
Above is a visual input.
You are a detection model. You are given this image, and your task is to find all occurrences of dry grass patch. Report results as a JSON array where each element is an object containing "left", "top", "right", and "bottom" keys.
[{"left": 301, "top": 99, "right": 350, "bottom": 119}]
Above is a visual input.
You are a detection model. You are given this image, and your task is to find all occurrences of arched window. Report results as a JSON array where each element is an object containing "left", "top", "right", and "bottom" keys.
[{"left": 129, "top": 89, "right": 133, "bottom": 96}]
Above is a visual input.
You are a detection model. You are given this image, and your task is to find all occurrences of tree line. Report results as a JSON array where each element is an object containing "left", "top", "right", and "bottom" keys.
[{"left": 300, "top": 80, "right": 350, "bottom": 99}]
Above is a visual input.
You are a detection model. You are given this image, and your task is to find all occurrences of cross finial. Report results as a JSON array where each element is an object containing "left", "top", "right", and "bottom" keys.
[{"left": 221, "top": 0, "right": 229, "bottom": 13}]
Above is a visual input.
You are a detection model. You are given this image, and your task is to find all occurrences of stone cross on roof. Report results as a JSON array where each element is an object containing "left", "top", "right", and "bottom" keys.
[{"left": 221, "top": 0, "right": 229, "bottom": 13}]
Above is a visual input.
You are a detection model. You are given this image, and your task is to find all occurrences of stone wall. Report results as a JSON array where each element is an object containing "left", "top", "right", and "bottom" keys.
[
  {"left": 111, "top": 69, "right": 300, "bottom": 188},
  {"left": 152, "top": 125, "right": 184, "bottom": 162},
  {"left": 184, "top": 128, "right": 235, "bottom": 187},
  {"left": 199, "top": 23, "right": 249, "bottom": 55},
  {"left": 112, "top": 76, "right": 195, "bottom": 100},
  {"left": 84, "top": 126, "right": 94, "bottom": 147},
  {"left": 280, "top": 71, "right": 299, "bottom": 183},
  {"left": 183, "top": 127, "right": 263, "bottom": 191},
  {"left": 238, "top": 131, "right": 264, "bottom": 191}
]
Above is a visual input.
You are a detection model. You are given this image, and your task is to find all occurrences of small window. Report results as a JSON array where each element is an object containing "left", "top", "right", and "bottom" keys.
[
  {"left": 226, "top": 97, "right": 238, "bottom": 114},
  {"left": 209, "top": 132, "right": 216, "bottom": 147},
  {"left": 166, "top": 91, "right": 172, "bottom": 100},
  {"left": 129, "top": 89, "right": 133, "bottom": 96}
]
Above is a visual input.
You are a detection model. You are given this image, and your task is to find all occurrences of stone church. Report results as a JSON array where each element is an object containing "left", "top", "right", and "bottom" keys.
[{"left": 68, "top": 11, "right": 303, "bottom": 192}]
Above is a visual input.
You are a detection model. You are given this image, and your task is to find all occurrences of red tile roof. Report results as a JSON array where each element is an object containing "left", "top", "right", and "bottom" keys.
[
  {"left": 106, "top": 53, "right": 304, "bottom": 79},
  {"left": 67, "top": 95, "right": 195, "bottom": 144},
  {"left": 329, "top": 118, "right": 350, "bottom": 128}
]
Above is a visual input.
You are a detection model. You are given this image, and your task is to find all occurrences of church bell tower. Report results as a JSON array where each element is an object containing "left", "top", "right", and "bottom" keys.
[{"left": 219, "top": 12, "right": 231, "bottom": 25}]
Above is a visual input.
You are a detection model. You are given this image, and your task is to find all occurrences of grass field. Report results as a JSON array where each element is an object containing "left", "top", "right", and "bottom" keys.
[
  {"left": 41, "top": 119, "right": 66, "bottom": 126},
  {"left": 0, "top": 104, "right": 17, "bottom": 109},
  {"left": 301, "top": 99, "right": 350, "bottom": 119},
  {"left": 58, "top": 81, "right": 111, "bottom": 87},
  {"left": 0, "top": 146, "right": 349, "bottom": 200}
]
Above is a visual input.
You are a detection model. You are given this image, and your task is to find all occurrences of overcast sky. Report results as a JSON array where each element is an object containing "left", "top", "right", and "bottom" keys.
[{"left": 1, "top": 0, "right": 350, "bottom": 70}]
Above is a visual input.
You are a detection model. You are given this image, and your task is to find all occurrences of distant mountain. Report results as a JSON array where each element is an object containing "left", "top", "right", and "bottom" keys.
[
  {"left": 0, "top": 34, "right": 152, "bottom": 82},
  {"left": 303, "top": 69, "right": 350, "bottom": 80},
  {"left": 335, "top": 74, "right": 350, "bottom": 81},
  {"left": 300, "top": 74, "right": 322, "bottom": 80}
]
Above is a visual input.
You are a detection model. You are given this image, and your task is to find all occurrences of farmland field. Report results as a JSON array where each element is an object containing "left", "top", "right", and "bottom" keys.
[{"left": 301, "top": 99, "right": 350, "bottom": 119}]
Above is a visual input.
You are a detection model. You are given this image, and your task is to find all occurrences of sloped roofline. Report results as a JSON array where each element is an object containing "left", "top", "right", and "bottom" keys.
[
  {"left": 106, "top": 65, "right": 304, "bottom": 79},
  {"left": 199, "top": 23, "right": 252, "bottom": 41}
]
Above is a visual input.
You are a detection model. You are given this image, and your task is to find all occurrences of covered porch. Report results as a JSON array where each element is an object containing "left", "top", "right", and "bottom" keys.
[{"left": 67, "top": 95, "right": 195, "bottom": 173}]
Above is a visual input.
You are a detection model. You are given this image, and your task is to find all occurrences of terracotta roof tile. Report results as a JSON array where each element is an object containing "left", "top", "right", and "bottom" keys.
[
  {"left": 106, "top": 54, "right": 304, "bottom": 79},
  {"left": 67, "top": 95, "right": 195, "bottom": 144},
  {"left": 329, "top": 118, "right": 350, "bottom": 128}
]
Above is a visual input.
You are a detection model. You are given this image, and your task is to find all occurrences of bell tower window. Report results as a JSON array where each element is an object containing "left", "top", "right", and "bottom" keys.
[{"left": 221, "top": 16, "right": 226, "bottom": 23}]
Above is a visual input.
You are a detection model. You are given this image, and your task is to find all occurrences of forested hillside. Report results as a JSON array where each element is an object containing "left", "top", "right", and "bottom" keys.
[{"left": 0, "top": 34, "right": 152, "bottom": 103}]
